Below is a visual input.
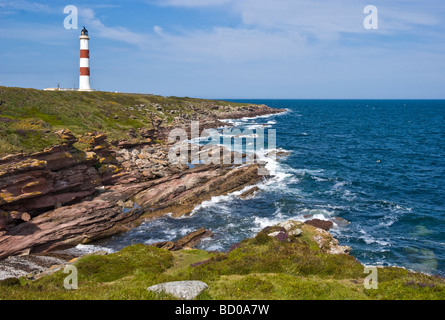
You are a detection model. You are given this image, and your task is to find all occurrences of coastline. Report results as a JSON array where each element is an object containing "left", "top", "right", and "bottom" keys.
[
  {"left": 1, "top": 216, "right": 444, "bottom": 300},
  {"left": 0, "top": 87, "right": 284, "bottom": 268},
  {"left": 0, "top": 88, "right": 443, "bottom": 299}
]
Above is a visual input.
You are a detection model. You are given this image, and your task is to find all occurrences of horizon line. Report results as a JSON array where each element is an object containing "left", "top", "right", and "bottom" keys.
[{"left": 2, "top": 86, "right": 445, "bottom": 101}]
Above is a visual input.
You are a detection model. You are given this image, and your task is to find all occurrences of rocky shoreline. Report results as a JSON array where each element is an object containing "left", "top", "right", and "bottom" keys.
[
  {"left": 2, "top": 216, "right": 443, "bottom": 300},
  {"left": 0, "top": 98, "right": 284, "bottom": 277},
  {"left": 0, "top": 91, "right": 443, "bottom": 300}
]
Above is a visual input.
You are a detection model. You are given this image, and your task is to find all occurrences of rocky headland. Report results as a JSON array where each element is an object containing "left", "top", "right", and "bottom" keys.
[{"left": 0, "top": 86, "right": 284, "bottom": 271}]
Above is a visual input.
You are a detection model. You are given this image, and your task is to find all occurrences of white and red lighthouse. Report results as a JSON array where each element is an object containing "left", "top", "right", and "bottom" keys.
[{"left": 79, "top": 27, "right": 93, "bottom": 91}]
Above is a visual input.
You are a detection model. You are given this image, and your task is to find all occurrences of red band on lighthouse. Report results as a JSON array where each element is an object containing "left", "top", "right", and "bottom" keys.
[
  {"left": 80, "top": 49, "right": 89, "bottom": 59},
  {"left": 80, "top": 67, "right": 90, "bottom": 76}
]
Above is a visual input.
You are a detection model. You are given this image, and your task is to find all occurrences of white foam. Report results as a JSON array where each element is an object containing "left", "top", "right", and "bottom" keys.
[
  {"left": 376, "top": 216, "right": 398, "bottom": 228},
  {"left": 358, "top": 229, "right": 390, "bottom": 246},
  {"left": 291, "top": 168, "right": 325, "bottom": 175},
  {"left": 190, "top": 193, "right": 238, "bottom": 215},
  {"left": 143, "top": 238, "right": 170, "bottom": 245},
  {"left": 74, "top": 244, "right": 115, "bottom": 254},
  {"left": 240, "top": 113, "right": 279, "bottom": 121},
  {"left": 222, "top": 109, "right": 289, "bottom": 124},
  {"left": 252, "top": 214, "right": 287, "bottom": 233},
  {"left": 341, "top": 189, "right": 357, "bottom": 201},
  {"left": 299, "top": 208, "right": 334, "bottom": 220},
  {"left": 201, "top": 242, "right": 225, "bottom": 252},
  {"left": 0, "top": 266, "right": 28, "bottom": 280},
  {"left": 332, "top": 181, "right": 350, "bottom": 190},
  {"left": 312, "top": 176, "right": 329, "bottom": 182}
]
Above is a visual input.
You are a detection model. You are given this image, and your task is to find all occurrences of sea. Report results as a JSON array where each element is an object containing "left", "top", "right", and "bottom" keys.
[{"left": 93, "top": 100, "right": 444, "bottom": 277}]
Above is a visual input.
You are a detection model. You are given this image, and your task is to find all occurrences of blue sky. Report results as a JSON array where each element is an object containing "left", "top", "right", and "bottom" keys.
[{"left": 1, "top": 0, "right": 444, "bottom": 98}]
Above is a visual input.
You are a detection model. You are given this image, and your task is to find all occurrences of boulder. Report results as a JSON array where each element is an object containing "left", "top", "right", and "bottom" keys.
[
  {"left": 266, "top": 149, "right": 291, "bottom": 158},
  {"left": 0, "top": 211, "right": 31, "bottom": 231},
  {"left": 55, "top": 129, "right": 77, "bottom": 145},
  {"left": 305, "top": 219, "right": 334, "bottom": 231},
  {"left": 151, "top": 227, "right": 213, "bottom": 251},
  {"left": 311, "top": 228, "right": 351, "bottom": 255},
  {"left": 266, "top": 223, "right": 302, "bottom": 241},
  {"left": 276, "top": 220, "right": 303, "bottom": 236},
  {"left": 331, "top": 217, "right": 350, "bottom": 227},
  {"left": 10, "top": 211, "right": 31, "bottom": 222},
  {"left": 239, "top": 186, "right": 260, "bottom": 199},
  {"left": 147, "top": 281, "right": 209, "bottom": 300},
  {"left": 277, "top": 220, "right": 304, "bottom": 231}
]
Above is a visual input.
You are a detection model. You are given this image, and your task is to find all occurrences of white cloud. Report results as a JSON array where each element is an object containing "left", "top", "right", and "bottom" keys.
[
  {"left": 153, "top": 25, "right": 164, "bottom": 36},
  {"left": 79, "top": 8, "right": 148, "bottom": 46},
  {"left": 99, "top": 0, "right": 445, "bottom": 67},
  {"left": 154, "top": 26, "right": 308, "bottom": 63},
  {"left": 157, "top": 0, "right": 444, "bottom": 39},
  {"left": 0, "top": 0, "right": 53, "bottom": 13},
  {"left": 155, "top": 0, "right": 233, "bottom": 7}
]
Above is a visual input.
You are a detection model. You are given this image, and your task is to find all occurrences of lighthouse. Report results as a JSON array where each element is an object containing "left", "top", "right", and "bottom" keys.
[{"left": 79, "top": 26, "right": 93, "bottom": 91}]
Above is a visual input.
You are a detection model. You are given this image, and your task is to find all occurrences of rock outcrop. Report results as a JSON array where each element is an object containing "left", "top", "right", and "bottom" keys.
[
  {"left": 0, "top": 162, "right": 265, "bottom": 259},
  {"left": 0, "top": 143, "right": 100, "bottom": 217},
  {"left": 0, "top": 248, "right": 109, "bottom": 281},
  {"left": 310, "top": 226, "right": 351, "bottom": 255},
  {"left": 260, "top": 219, "right": 350, "bottom": 255},
  {"left": 0, "top": 98, "right": 282, "bottom": 261},
  {"left": 239, "top": 186, "right": 260, "bottom": 199},
  {"left": 147, "top": 280, "right": 209, "bottom": 300},
  {"left": 305, "top": 219, "right": 334, "bottom": 231},
  {"left": 213, "top": 104, "right": 285, "bottom": 120},
  {"left": 151, "top": 227, "right": 213, "bottom": 251}
]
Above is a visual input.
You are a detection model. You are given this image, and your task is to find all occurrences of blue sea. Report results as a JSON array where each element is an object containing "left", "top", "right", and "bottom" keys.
[{"left": 97, "top": 100, "right": 445, "bottom": 277}]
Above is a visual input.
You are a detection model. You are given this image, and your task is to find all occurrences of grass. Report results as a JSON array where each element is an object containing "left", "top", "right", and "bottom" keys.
[
  {"left": 0, "top": 86, "right": 247, "bottom": 156},
  {"left": 1, "top": 224, "right": 443, "bottom": 300}
]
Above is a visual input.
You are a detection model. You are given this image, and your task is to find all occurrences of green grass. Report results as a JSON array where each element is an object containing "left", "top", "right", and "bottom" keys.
[
  {"left": 1, "top": 225, "right": 443, "bottom": 300},
  {"left": 0, "top": 86, "right": 247, "bottom": 156}
]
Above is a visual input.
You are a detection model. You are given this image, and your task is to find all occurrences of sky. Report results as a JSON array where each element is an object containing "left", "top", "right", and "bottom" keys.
[{"left": 1, "top": 0, "right": 444, "bottom": 99}]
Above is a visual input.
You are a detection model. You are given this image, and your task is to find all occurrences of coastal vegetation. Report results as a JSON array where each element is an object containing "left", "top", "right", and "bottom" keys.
[
  {"left": 0, "top": 222, "right": 443, "bottom": 300},
  {"left": 0, "top": 86, "right": 246, "bottom": 156}
]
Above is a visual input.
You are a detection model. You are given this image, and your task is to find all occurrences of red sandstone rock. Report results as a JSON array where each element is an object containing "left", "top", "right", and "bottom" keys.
[
  {"left": 0, "top": 163, "right": 263, "bottom": 258},
  {"left": 0, "top": 104, "right": 280, "bottom": 259},
  {"left": 304, "top": 219, "right": 334, "bottom": 231},
  {"left": 151, "top": 227, "right": 213, "bottom": 251},
  {"left": 240, "top": 186, "right": 260, "bottom": 199}
]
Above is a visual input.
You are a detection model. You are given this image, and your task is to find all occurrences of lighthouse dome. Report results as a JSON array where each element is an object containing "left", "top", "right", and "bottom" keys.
[{"left": 81, "top": 27, "right": 88, "bottom": 36}]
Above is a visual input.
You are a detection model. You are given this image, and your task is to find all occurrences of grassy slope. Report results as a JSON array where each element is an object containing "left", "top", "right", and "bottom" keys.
[
  {"left": 1, "top": 224, "right": 443, "bottom": 300},
  {"left": 0, "top": 86, "right": 242, "bottom": 156}
]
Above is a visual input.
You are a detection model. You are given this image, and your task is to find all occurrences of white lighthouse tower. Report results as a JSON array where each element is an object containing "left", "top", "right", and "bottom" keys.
[{"left": 79, "top": 27, "right": 93, "bottom": 91}]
